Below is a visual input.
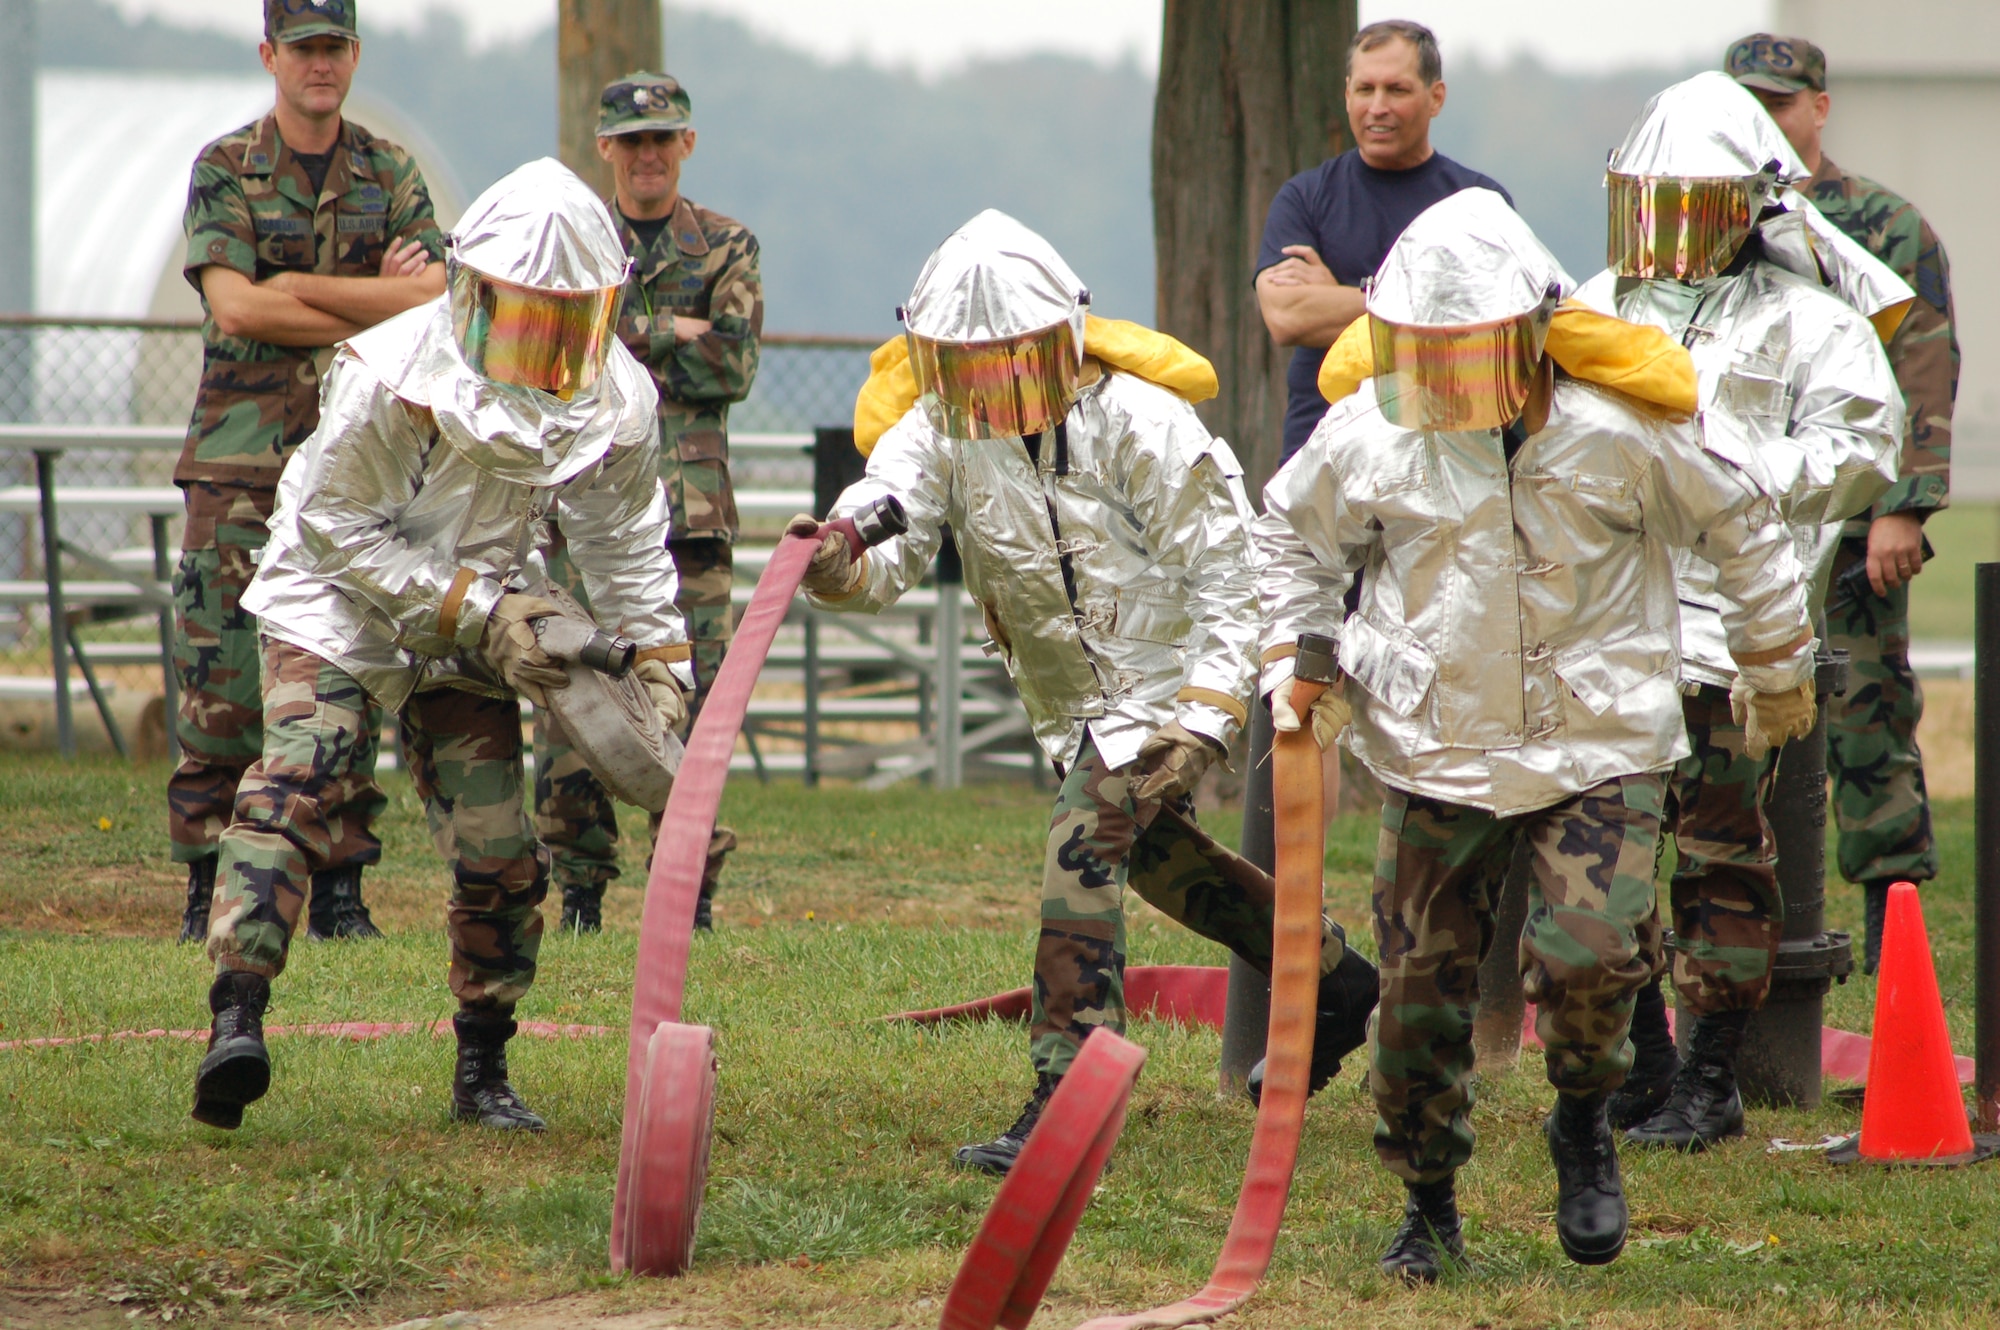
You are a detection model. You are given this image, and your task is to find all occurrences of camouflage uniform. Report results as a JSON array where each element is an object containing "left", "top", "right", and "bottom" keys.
[
  {"left": 1032, "top": 736, "right": 1352, "bottom": 1077},
  {"left": 206, "top": 639, "right": 543, "bottom": 1011},
  {"left": 168, "top": 112, "right": 444, "bottom": 867},
  {"left": 1808, "top": 156, "right": 1956, "bottom": 890},
  {"left": 534, "top": 152, "right": 762, "bottom": 904},
  {"left": 1371, "top": 774, "right": 1664, "bottom": 1183},
  {"left": 1661, "top": 688, "right": 1777, "bottom": 1014}
]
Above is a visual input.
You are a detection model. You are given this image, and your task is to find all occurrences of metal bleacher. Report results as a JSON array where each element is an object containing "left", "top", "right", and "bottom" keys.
[{"left": 0, "top": 422, "right": 1034, "bottom": 788}]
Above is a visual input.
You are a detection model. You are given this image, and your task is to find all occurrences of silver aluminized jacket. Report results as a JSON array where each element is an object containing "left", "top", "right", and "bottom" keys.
[
  {"left": 816, "top": 369, "right": 1260, "bottom": 770},
  {"left": 1257, "top": 375, "right": 1813, "bottom": 817},
  {"left": 244, "top": 297, "right": 689, "bottom": 711},
  {"left": 1574, "top": 264, "right": 1901, "bottom": 687}
]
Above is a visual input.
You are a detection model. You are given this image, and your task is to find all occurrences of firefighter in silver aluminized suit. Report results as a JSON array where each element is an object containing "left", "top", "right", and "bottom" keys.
[
  {"left": 797, "top": 209, "right": 1379, "bottom": 1176},
  {"left": 1573, "top": 71, "right": 1907, "bottom": 1152},
  {"left": 1257, "top": 188, "right": 1813, "bottom": 1278},
  {"left": 189, "top": 158, "right": 693, "bottom": 1135}
]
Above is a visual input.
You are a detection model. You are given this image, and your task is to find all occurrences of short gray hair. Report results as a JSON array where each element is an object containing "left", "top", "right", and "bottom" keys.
[{"left": 1348, "top": 20, "right": 1442, "bottom": 85}]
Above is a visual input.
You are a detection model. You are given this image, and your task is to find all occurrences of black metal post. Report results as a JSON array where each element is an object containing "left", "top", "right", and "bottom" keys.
[
  {"left": 1974, "top": 564, "right": 2000, "bottom": 1131},
  {"left": 1735, "top": 650, "right": 1852, "bottom": 1108},
  {"left": 802, "top": 612, "right": 820, "bottom": 787},
  {"left": 35, "top": 450, "right": 74, "bottom": 759},
  {"left": 808, "top": 426, "right": 866, "bottom": 788},
  {"left": 1219, "top": 697, "right": 1274, "bottom": 1090}
]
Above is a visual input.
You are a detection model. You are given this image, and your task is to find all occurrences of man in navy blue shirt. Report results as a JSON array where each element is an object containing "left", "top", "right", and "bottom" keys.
[{"left": 1256, "top": 20, "right": 1513, "bottom": 461}]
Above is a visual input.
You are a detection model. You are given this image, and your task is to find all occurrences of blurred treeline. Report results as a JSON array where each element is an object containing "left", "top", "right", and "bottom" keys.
[{"left": 40, "top": 0, "right": 1694, "bottom": 334}]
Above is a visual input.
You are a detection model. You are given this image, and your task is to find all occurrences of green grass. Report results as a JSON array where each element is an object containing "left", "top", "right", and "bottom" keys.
[{"left": 1, "top": 755, "right": 1995, "bottom": 1328}]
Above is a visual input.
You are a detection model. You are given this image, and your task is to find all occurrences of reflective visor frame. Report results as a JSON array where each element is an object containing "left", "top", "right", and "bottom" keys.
[
  {"left": 1368, "top": 296, "right": 1555, "bottom": 432},
  {"left": 905, "top": 319, "right": 1082, "bottom": 440},
  {"left": 449, "top": 258, "right": 628, "bottom": 396},
  {"left": 1606, "top": 172, "right": 1760, "bottom": 281}
]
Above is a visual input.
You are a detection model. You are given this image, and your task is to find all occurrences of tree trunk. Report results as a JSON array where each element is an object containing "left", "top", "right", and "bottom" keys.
[
  {"left": 556, "top": 0, "right": 663, "bottom": 199},
  {"left": 1153, "top": 0, "right": 1355, "bottom": 501}
]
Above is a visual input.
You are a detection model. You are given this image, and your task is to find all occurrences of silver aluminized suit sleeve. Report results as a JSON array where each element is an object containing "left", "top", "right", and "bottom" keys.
[
  {"left": 555, "top": 431, "right": 688, "bottom": 657},
  {"left": 1254, "top": 432, "right": 1376, "bottom": 696},
  {"left": 1737, "top": 302, "right": 1902, "bottom": 528},
  {"left": 1116, "top": 401, "right": 1260, "bottom": 749},
  {"left": 291, "top": 362, "right": 502, "bottom": 650},
  {"left": 1638, "top": 429, "right": 1814, "bottom": 691},
  {"left": 813, "top": 410, "right": 950, "bottom": 613}
]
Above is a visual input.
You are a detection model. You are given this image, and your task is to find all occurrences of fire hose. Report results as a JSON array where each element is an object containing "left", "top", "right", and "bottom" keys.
[
  {"left": 939, "top": 638, "right": 1336, "bottom": 1330},
  {"left": 609, "top": 494, "right": 908, "bottom": 1277}
]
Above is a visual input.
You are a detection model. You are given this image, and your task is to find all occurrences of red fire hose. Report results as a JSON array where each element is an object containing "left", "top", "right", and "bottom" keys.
[
  {"left": 940, "top": 679, "right": 1329, "bottom": 1330},
  {"left": 610, "top": 498, "right": 906, "bottom": 1277}
]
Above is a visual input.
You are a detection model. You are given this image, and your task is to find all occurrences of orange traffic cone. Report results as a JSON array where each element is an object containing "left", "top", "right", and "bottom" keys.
[{"left": 1857, "top": 883, "right": 1976, "bottom": 1162}]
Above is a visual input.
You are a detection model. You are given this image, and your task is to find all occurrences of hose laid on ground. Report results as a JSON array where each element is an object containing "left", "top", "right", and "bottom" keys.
[
  {"left": 939, "top": 1031, "right": 1149, "bottom": 1330},
  {"left": 939, "top": 677, "right": 1329, "bottom": 1330},
  {"left": 610, "top": 498, "right": 907, "bottom": 1277}
]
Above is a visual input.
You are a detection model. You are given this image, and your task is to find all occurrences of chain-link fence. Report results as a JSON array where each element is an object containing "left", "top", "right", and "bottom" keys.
[{"left": 0, "top": 317, "right": 877, "bottom": 726}]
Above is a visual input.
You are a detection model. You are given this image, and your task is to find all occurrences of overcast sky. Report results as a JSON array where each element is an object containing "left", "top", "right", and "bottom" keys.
[{"left": 108, "top": 0, "right": 1775, "bottom": 74}]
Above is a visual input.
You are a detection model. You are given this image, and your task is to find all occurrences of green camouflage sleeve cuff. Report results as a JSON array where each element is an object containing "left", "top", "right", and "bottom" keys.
[{"left": 1876, "top": 473, "right": 1949, "bottom": 519}]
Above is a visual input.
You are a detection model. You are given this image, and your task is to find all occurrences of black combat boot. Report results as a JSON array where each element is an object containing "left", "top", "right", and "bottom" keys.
[
  {"left": 1546, "top": 1092, "right": 1627, "bottom": 1266},
  {"left": 693, "top": 826, "right": 738, "bottom": 932},
  {"left": 1246, "top": 945, "right": 1379, "bottom": 1106},
  {"left": 178, "top": 856, "right": 217, "bottom": 945},
  {"left": 1606, "top": 977, "right": 1681, "bottom": 1130},
  {"left": 954, "top": 1072, "right": 1059, "bottom": 1176},
  {"left": 558, "top": 881, "right": 605, "bottom": 934},
  {"left": 1379, "top": 1175, "right": 1467, "bottom": 1283},
  {"left": 305, "top": 866, "right": 383, "bottom": 940},
  {"left": 450, "top": 1011, "right": 547, "bottom": 1132},
  {"left": 1862, "top": 880, "right": 1893, "bottom": 976},
  {"left": 192, "top": 971, "right": 271, "bottom": 1130},
  {"left": 1625, "top": 1008, "right": 1749, "bottom": 1151}
]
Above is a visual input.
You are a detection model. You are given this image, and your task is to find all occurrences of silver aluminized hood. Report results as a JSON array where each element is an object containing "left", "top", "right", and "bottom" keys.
[
  {"left": 901, "top": 209, "right": 1088, "bottom": 346},
  {"left": 1608, "top": 71, "right": 1807, "bottom": 185},
  {"left": 1367, "top": 187, "right": 1572, "bottom": 327}
]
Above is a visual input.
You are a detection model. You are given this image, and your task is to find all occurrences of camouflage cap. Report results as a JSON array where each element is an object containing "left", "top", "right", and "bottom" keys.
[
  {"left": 597, "top": 73, "right": 692, "bottom": 138},
  {"left": 265, "top": 0, "right": 357, "bottom": 44},
  {"left": 1726, "top": 33, "right": 1827, "bottom": 94}
]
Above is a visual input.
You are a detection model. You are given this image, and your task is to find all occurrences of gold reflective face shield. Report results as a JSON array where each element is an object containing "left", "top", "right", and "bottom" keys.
[
  {"left": 1607, "top": 172, "right": 1760, "bottom": 281},
  {"left": 1368, "top": 303, "right": 1553, "bottom": 432},
  {"left": 906, "top": 320, "right": 1082, "bottom": 440},
  {"left": 449, "top": 260, "right": 627, "bottom": 396}
]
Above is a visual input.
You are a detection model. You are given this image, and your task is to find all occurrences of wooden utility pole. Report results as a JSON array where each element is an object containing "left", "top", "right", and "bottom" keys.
[
  {"left": 1153, "top": 0, "right": 1355, "bottom": 498},
  {"left": 557, "top": 0, "right": 663, "bottom": 198}
]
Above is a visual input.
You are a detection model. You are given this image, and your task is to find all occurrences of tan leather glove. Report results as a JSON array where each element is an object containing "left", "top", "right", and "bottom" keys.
[
  {"left": 787, "top": 513, "right": 862, "bottom": 598},
  {"left": 1131, "top": 720, "right": 1224, "bottom": 802},
  {"left": 1271, "top": 678, "right": 1352, "bottom": 750},
  {"left": 1729, "top": 676, "right": 1816, "bottom": 761},
  {"left": 483, "top": 593, "right": 568, "bottom": 705},
  {"left": 633, "top": 658, "right": 688, "bottom": 735},
  {"left": 1307, "top": 689, "right": 1352, "bottom": 750}
]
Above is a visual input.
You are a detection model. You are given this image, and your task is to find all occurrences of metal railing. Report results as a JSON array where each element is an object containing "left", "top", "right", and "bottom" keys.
[{"left": 0, "top": 317, "right": 1034, "bottom": 786}]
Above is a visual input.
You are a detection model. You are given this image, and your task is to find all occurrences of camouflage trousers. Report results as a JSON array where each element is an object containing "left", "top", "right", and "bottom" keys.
[
  {"left": 208, "top": 639, "right": 546, "bottom": 1014},
  {"left": 1372, "top": 774, "right": 1663, "bottom": 1183},
  {"left": 166, "top": 492, "right": 384, "bottom": 867},
  {"left": 1824, "top": 535, "right": 1937, "bottom": 886},
  {"left": 1659, "top": 686, "right": 1780, "bottom": 1016},
  {"left": 534, "top": 525, "right": 734, "bottom": 893},
  {"left": 1031, "top": 735, "right": 1352, "bottom": 1079}
]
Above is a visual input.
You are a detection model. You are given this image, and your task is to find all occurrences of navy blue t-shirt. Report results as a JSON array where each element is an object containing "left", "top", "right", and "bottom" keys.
[{"left": 1257, "top": 150, "right": 1512, "bottom": 459}]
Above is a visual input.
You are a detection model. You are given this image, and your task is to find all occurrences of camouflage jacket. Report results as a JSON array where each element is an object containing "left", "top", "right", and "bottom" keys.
[
  {"left": 178, "top": 114, "right": 444, "bottom": 529},
  {"left": 1807, "top": 156, "right": 1958, "bottom": 526},
  {"left": 612, "top": 197, "right": 763, "bottom": 541}
]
